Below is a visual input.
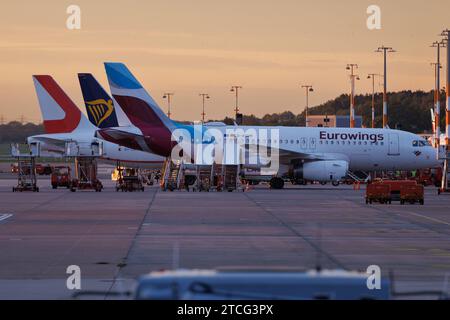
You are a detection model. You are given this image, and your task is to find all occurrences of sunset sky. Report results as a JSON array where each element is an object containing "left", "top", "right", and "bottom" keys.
[{"left": 0, "top": 0, "right": 449, "bottom": 123}]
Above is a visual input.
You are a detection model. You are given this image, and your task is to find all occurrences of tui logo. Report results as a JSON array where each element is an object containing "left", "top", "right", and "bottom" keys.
[{"left": 86, "top": 99, "right": 114, "bottom": 126}]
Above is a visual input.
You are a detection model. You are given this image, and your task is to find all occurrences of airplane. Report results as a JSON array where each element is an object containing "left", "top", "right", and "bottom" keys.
[
  {"left": 27, "top": 75, "right": 164, "bottom": 169},
  {"left": 94, "top": 63, "right": 439, "bottom": 189}
]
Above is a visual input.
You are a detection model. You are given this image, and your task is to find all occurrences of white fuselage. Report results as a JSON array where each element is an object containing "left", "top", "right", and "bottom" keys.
[
  {"left": 28, "top": 131, "right": 164, "bottom": 169},
  {"left": 203, "top": 125, "right": 439, "bottom": 173}
]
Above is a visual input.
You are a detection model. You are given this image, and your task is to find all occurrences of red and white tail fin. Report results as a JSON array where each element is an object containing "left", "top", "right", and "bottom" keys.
[{"left": 32, "top": 75, "right": 95, "bottom": 134}]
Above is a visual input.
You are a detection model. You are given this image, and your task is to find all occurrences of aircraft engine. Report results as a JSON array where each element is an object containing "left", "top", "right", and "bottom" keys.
[{"left": 293, "top": 160, "right": 349, "bottom": 182}]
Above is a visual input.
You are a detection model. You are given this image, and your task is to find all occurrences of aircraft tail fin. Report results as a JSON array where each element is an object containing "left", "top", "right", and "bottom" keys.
[
  {"left": 78, "top": 73, "right": 120, "bottom": 128},
  {"left": 32, "top": 75, "right": 94, "bottom": 134},
  {"left": 103, "top": 62, "right": 175, "bottom": 131}
]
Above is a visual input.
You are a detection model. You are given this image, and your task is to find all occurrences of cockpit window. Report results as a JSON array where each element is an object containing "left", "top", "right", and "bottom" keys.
[{"left": 413, "top": 140, "right": 431, "bottom": 147}]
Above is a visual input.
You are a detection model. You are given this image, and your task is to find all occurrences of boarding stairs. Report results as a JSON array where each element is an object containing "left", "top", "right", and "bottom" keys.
[
  {"left": 193, "top": 165, "right": 214, "bottom": 192},
  {"left": 439, "top": 152, "right": 450, "bottom": 193},
  {"left": 161, "top": 158, "right": 242, "bottom": 192},
  {"left": 162, "top": 158, "right": 182, "bottom": 191},
  {"left": 222, "top": 164, "right": 240, "bottom": 191},
  {"left": 346, "top": 170, "right": 370, "bottom": 183}
]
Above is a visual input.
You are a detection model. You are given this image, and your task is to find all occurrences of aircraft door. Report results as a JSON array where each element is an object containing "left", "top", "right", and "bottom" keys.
[
  {"left": 309, "top": 137, "right": 316, "bottom": 150},
  {"left": 388, "top": 133, "right": 400, "bottom": 155},
  {"left": 300, "top": 137, "right": 307, "bottom": 149}
]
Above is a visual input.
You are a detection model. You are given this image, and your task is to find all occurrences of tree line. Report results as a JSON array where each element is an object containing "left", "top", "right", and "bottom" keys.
[
  {"left": 220, "top": 90, "right": 444, "bottom": 133},
  {"left": 0, "top": 90, "right": 444, "bottom": 143}
]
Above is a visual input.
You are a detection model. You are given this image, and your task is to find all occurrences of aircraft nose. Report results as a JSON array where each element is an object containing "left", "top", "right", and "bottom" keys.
[{"left": 427, "top": 147, "right": 440, "bottom": 167}]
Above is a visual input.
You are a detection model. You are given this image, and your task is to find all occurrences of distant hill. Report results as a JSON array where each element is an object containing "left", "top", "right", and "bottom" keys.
[{"left": 218, "top": 90, "right": 445, "bottom": 133}]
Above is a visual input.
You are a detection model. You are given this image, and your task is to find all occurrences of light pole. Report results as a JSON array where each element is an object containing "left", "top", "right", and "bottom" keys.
[
  {"left": 432, "top": 40, "right": 446, "bottom": 154},
  {"left": 440, "top": 29, "right": 450, "bottom": 192},
  {"left": 430, "top": 61, "right": 441, "bottom": 148},
  {"left": 162, "top": 93, "right": 174, "bottom": 119},
  {"left": 230, "top": 86, "right": 242, "bottom": 119},
  {"left": 199, "top": 93, "right": 210, "bottom": 123},
  {"left": 346, "top": 64, "right": 359, "bottom": 128},
  {"left": 375, "top": 46, "right": 396, "bottom": 128},
  {"left": 301, "top": 85, "right": 314, "bottom": 127},
  {"left": 367, "top": 73, "right": 382, "bottom": 128}
]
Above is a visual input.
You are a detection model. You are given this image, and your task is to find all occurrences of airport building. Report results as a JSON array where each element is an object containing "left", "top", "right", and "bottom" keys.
[{"left": 307, "top": 115, "right": 363, "bottom": 128}]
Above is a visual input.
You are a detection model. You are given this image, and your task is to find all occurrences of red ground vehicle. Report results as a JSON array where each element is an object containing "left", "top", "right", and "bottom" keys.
[
  {"left": 400, "top": 184, "right": 424, "bottom": 205},
  {"left": 10, "top": 164, "right": 19, "bottom": 174},
  {"left": 35, "top": 164, "right": 53, "bottom": 175},
  {"left": 51, "top": 166, "right": 72, "bottom": 189},
  {"left": 378, "top": 180, "right": 418, "bottom": 202},
  {"left": 366, "top": 180, "right": 424, "bottom": 205},
  {"left": 414, "top": 168, "right": 441, "bottom": 187},
  {"left": 366, "top": 183, "right": 391, "bottom": 204}
]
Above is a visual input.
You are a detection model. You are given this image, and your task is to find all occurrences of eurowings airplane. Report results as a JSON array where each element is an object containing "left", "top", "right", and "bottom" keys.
[
  {"left": 95, "top": 63, "right": 439, "bottom": 188},
  {"left": 27, "top": 75, "right": 164, "bottom": 168}
]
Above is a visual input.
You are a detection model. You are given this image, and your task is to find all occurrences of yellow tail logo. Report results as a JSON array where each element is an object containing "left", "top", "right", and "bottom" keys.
[{"left": 86, "top": 99, "right": 114, "bottom": 126}]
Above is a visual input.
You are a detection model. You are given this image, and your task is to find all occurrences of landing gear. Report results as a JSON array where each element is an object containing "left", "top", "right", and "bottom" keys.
[
  {"left": 332, "top": 181, "right": 340, "bottom": 187},
  {"left": 270, "top": 177, "right": 284, "bottom": 189}
]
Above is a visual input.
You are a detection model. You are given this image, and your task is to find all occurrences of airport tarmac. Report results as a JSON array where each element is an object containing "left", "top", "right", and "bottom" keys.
[{"left": 0, "top": 174, "right": 450, "bottom": 299}]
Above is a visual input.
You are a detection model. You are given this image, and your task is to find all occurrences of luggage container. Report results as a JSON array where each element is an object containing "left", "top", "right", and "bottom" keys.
[
  {"left": 400, "top": 183, "right": 424, "bottom": 205},
  {"left": 366, "top": 183, "right": 391, "bottom": 204}
]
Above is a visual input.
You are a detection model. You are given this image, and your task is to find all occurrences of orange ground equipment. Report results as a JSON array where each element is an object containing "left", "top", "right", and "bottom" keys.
[
  {"left": 366, "top": 183, "right": 391, "bottom": 204},
  {"left": 51, "top": 166, "right": 72, "bottom": 189},
  {"left": 366, "top": 180, "right": 424, "bottom": 205},
  {"left": 35, "top": 164, "right": 53, "bottom": 175},
  {"left": 400, "top": 183, "right": 424, "bottom": 205},
  {"left": 378, "top": 180, "right": 417, "bottom": 202}
]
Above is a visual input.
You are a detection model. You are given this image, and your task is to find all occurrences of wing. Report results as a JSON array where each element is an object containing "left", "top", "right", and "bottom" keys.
[
  {"left": 96, "top": 127, "right": 151, "bottom": 152},
  {"left": 245, "top": 143, "right": 350, "bottom": 165}
]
